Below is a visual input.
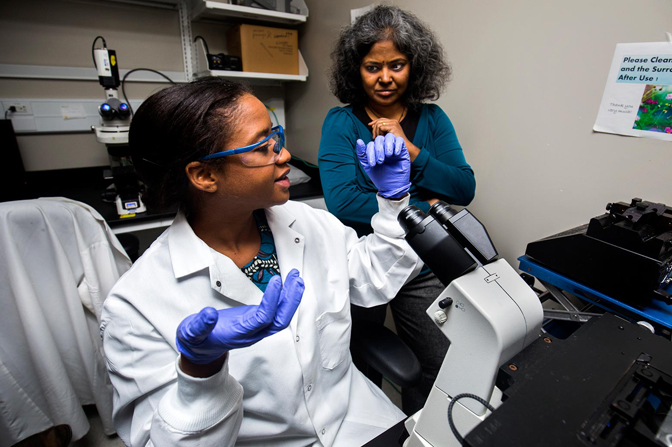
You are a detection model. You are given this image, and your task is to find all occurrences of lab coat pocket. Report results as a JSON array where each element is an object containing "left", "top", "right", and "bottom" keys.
[{"left": 316, "top": 294, "right": 351, "bottom": 370}]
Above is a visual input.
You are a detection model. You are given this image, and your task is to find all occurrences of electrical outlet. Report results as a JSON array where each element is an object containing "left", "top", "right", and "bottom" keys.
[{"left": 7, "top": 102, "right": 31, "bottom": 114}]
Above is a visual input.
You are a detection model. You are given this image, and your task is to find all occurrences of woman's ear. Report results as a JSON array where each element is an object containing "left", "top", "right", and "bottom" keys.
[{"left": 185, "top": 161, "right": 220, "bottom": 193}]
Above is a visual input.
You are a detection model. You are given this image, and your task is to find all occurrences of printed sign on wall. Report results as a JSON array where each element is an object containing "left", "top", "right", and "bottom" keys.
[{"left": 594, "top": 42, "right": 672, "bottom": 142}]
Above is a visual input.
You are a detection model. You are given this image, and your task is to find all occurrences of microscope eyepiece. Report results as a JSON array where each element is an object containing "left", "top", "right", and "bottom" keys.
[
  {"left": 428, "top": 201, "right": 457, "bottom": 226},
  {"left": 99, "top": 102, "right": 115, "bottom": 119},
  {"left": 99, "top": 98, "right": 131, "bottom": 121},
  {"left": 428, "top": 202, "right": 499, "bottom": 265},
  {"left": 118, "top": 102, "right": 130, "bottom": 118},
  {"left": 398, "top": 204, "right": 478, "bottom": 286},
  {"left": 398, "top": 205, "right": 426, "bottom": 234}
]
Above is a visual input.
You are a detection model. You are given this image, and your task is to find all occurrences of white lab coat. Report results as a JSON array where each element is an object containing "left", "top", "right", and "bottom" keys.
[
  {"left": 0, "top": 198, "right": 131, "bottom": 446},
  {"left": 101, "top": 195, "right": 422, "bottom": 447}
]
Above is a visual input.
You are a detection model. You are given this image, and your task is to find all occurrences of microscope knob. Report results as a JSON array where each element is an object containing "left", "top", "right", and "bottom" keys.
[
  {"left": 433, "top": 310, "right": 448, "bottom": 325},
  {"left": 438, "top": 297, "right": 454, "bottom": 309}
]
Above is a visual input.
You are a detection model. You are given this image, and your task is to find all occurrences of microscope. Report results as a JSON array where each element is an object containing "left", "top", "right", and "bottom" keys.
[
  {"left": 397, "top": 202, "right": 544, "bottom": 447},
  {"left": 92, "top": 43, "right": 146, "bottom": 216}
]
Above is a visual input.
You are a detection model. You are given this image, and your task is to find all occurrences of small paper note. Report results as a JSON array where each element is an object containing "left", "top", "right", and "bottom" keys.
[{"left": 60, "top": 103, "right": 87, "bottom": 120}]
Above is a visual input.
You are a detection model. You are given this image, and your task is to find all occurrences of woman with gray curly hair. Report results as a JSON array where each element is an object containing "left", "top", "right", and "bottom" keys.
[{"left": 318, "top": 5, "right": 476, "bottom": 415}]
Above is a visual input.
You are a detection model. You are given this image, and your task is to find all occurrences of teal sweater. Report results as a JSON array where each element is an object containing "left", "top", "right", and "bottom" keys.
[{"left": 318, "top": 104, "right": 475, "bottom": 235}]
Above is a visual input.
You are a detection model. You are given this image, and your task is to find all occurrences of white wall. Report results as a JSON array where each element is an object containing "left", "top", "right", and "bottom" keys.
[
  {"left": 286, "top": 0, "right": 672, "bottom": 265},
  {"left": 284, "top": 1, "right": 361, "bottom": 163}
]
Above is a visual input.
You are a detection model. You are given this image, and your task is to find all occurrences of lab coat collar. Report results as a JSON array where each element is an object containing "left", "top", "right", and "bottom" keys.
[
  {"left": 168, "top": 211, "right": 264, "bottom": 307},
  {"left": 168, "top": 211, "right": 214, "bottom": 279},
  {"left": 264, "top": 202, "right": 296, "bottom": 234},
  {"left": 167, "top": 204, "right": 305, "bottom": 309}
]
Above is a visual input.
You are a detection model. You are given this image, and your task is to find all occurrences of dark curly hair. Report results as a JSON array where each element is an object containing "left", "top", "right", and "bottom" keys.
[
  {"left": 129, "top": 77, "right": 251, "bottom": 212},
  {"left": 329, "top": 5, "right": 451, "bottom": 108}
]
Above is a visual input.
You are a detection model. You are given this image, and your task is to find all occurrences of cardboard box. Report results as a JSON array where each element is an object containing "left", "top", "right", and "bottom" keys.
[{"left": 227, "top": 24, "right": 299, "bottom": 75}]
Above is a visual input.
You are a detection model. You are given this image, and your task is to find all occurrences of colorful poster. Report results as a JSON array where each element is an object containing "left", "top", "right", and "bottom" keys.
[{"left": 594, "top": 42, "right": 672, "bottom": 141}]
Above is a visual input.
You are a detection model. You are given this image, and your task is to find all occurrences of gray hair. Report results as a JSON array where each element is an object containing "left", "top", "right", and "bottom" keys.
[{"left": 329, "top": 5, "right": 451, "bottom": 108}]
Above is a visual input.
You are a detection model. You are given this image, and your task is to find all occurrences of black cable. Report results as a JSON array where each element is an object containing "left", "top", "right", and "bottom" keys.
[
  {"left": 193, "top": 35, "right": 209, "bottom": 55},
  {"left": 5, "top": 106, "right": 17, "bottom": 120},
  {"left": 121, "top": 68, "right": 176, "bottom": 116},
  {"left": 447, "top": 393, "right": 496, "bottom": 445},
  {"left": 91, "top": 36, "right": 107, "bottom": 69},
  {"left": 290, "top": 155, "right": 318, "bottom": 169}
]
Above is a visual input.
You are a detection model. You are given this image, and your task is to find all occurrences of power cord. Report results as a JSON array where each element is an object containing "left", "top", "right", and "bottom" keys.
[
  {"left": 5, "top": 106, "right": 17, "bottom": 120},
  {"left": 447, "top": 393, "right": 496, "bottom": 445},
  {"left": 265, "top": 105, "right": 280, "bottom": 126},
  {"left": 91, "top": 35, "right": 107, "bottom": 68},
  {"left": 262, "top": 106, "right": 320, "bottom": 169},
  {"left": 193, "top": 35, "right": 209, "bottom": 55},
  {"left": 290, "top": 155, "right": 318, "bottom": 169},
  {"left": 383, "top": 377, "right": 401, "bottom": 395},
  {"left": 121, "top": 68, "right": 176, "bottom": 116}
]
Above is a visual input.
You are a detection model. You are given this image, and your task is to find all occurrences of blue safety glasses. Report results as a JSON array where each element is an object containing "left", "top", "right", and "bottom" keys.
[{"left": 200, "top": 125, "right": 285, "bottom": 167}]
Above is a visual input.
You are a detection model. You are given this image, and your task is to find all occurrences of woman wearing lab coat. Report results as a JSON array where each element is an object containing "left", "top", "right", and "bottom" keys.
[{"left": 100, "top": 77, "right": 422, "bottom": 446}]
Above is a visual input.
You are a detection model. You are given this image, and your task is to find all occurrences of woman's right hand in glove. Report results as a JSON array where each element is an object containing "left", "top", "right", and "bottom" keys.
[
  {"left": 176, "top": 269, "right": 304, "bottom": 371},
  {"left": 356, "top": 133, "right": 411, "bottom": 199}
]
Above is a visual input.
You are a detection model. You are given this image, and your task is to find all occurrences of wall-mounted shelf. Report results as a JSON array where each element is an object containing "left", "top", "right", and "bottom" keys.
[
  {"left": 0, "top": 64, "right": 187, "bottom": 83},
  {"left": 195, "top": 70, "right": 307, "bottom": 82},
  {"left": 191, "top": 1, "right": 307, "bottom": 24},
  {"left": 194, "top": 40, "right": 308, "bottom": 84}
]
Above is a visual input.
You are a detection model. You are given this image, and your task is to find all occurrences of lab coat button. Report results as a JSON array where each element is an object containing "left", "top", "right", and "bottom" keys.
[
  {"left": 295, "top": 335, "right": 300, "bottom": 342},
  {"left": 307, "top": 384, "right": 312, "bottom": 392},
  {"left": 294, "top": 237, "right": 300, "bottom": 244},
  {"left": 216, "top": 281, "right": 221, "bottom": 287},
  {"left": 321, "top": 429, "right": 326, "bottom": 435}
]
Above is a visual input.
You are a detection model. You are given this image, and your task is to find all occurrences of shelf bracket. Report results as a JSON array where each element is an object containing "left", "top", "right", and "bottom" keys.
[{"left": 178, "top": 0, "right": 197, "bottom": 82}]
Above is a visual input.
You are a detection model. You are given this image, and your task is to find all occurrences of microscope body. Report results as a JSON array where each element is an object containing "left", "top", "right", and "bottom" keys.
[
  {"left": 92, "top": 46, "right": 146, "bottom": 216},
  {"left": 399, "top": 203, "right": 543, "bottom": 447},
  {"left": 404, "top": 259, "right": 543, "bottom": 446}
]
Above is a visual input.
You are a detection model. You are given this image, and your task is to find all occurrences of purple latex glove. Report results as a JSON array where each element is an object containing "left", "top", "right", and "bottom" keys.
[
  {"left": 357, "top": 133, "right": 411, "bottom": 199},
  {"left": 176, "top": 269, "right": 305, "bottom": 364}
]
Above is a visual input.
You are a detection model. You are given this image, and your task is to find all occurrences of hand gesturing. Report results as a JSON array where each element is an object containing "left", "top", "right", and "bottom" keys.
[{"left": 176, "top": 269, "right": 305, "bottom": 364}]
